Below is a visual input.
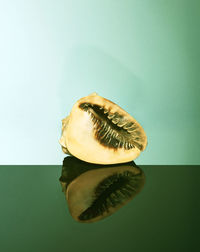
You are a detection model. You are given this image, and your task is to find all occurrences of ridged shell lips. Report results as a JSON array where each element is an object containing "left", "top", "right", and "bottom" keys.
[{"left": 59, "top": 93, "right": 147, "bottom": 164}]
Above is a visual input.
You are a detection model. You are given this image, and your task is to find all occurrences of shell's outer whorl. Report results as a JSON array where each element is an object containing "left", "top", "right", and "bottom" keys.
[{"left": 59, "top": 116, "right": 71, "bottom": 155}]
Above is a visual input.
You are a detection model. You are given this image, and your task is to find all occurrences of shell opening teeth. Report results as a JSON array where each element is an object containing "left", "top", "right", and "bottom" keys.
[
  {"left": 107, "top": 114, "right": 115, "bottom": 119},
  {"left": 117, "top": 121, "right": 127, "bottom": 127},
  {"left": 127, "top": 128, "right": 135, "bottom": 133},
  {"left": 112, "top": 118, "right": 119, "bottom": 124},
  {"left": 123, "top": 122, "right": 134, "bottom": 130}
]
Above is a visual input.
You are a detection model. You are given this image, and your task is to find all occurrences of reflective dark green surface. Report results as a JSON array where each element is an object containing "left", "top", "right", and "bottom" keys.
[
  {"left": 0, "top": 165, "right": 199, "bottom": 252},
  {"left": 60, "top": 157, "right": 145, "bottom": 223}
]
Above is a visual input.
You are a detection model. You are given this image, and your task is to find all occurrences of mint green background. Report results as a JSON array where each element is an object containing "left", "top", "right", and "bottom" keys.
[{"left": 0, "top": 0, "right": 199, "bottom": 164}]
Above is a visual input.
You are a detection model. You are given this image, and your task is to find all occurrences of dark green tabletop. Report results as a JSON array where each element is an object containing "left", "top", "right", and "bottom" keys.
[{"left": 0, "top": 165, "right": 199, "bottom": 252}]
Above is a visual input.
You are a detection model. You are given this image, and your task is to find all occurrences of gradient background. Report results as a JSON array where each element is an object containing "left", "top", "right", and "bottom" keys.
[{"left": 0, "top": 0, "right": 199, "bottom": 165}]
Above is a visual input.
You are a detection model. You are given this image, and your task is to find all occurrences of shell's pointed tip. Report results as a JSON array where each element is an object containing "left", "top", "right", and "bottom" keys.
[{"left": 89, "top": 92, "right": 98, "bottom": 96}]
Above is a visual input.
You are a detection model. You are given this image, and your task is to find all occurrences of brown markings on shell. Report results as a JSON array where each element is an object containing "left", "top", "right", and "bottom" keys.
[{"left": 79, "top": 102, "right": 144, "bottom": 151}]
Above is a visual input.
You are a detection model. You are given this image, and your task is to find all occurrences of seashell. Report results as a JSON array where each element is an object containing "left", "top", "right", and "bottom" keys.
[
  {"left": 59, "top": 92, "right": 147, "bottom": 164},
  {"left": 59, "top": 156, "right": 145, "bottom": 223}
]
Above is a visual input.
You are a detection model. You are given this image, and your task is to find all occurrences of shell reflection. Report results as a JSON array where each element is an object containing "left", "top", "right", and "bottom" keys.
[{"left": 60, "top": 156, "right": 145, "bottom": 223}]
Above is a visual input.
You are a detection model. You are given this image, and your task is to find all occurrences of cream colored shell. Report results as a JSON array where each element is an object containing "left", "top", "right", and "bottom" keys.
[{"left": 59, "top": 93, "right": 147, "bottom": 164}]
